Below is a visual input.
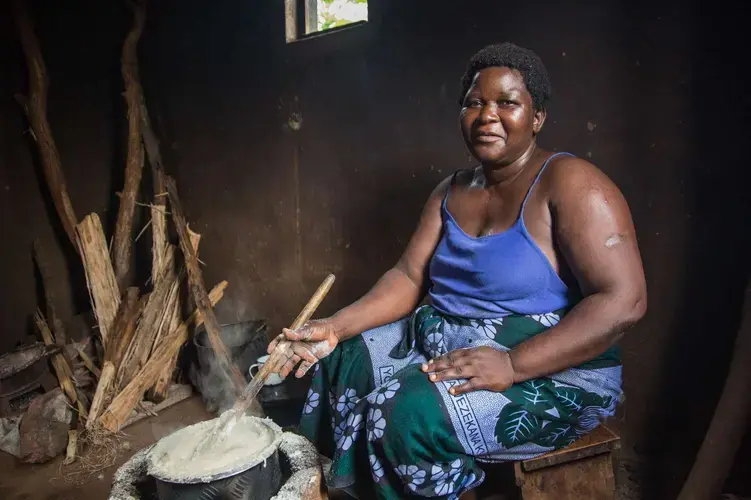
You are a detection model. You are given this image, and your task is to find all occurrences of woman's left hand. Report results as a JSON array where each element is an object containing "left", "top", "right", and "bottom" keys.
[{"left": 422, "top": 347, "right": 515, "bottom": 395}]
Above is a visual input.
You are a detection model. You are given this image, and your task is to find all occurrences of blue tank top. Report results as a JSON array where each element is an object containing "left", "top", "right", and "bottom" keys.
[{"left": 428, "top": 152, "right": 575, "bottom": 318}]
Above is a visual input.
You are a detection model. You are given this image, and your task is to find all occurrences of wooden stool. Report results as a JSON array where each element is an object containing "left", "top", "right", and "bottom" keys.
[{"left": 513, "top": 424, "right": 620, "bottom": 500}]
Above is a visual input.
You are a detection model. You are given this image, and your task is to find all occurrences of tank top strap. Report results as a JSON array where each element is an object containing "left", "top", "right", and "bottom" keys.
[
  {"left": 442, "top": 169, "right": 464, "bottom": 205},
  {"left": 520, "top": 152, "right": 575, "bottom": 212}
]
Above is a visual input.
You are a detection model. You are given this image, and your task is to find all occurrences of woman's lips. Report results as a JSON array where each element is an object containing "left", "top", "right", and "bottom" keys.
[{"left": 474, "top": 134, "right": 504, "bottom": 143}]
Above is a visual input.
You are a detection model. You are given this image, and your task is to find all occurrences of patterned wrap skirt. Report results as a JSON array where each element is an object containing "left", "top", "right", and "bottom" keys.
[{"left": 299, "top": 305, "right": 622, "bottom": 499}]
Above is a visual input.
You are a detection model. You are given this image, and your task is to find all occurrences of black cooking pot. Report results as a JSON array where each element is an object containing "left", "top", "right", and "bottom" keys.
[
  {"left": 148, "top": 418, "right": 283, "bottom": 500},
  {"left": 152, "top": 448, "right": 281, "bottom": 500},
  {"left": 193, "top": 320, "right": 268, "bottom": 377},
  {"left": 191, "top": 320, "right": 268, "bottom": 413}
]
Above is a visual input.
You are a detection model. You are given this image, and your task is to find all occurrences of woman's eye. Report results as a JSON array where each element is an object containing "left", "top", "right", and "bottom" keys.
[{"left": 467, "top": 99, "right": 482, "bottom": 108}]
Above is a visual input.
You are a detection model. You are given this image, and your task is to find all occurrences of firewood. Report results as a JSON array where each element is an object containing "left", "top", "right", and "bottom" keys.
[
  {"left": 74, "top": 345, "right": 100, "bottom": 379},
  {"left": 138, "top": 93, "right": 187, "bottom": 401},
  {"left": 76, "top": 214, "right": 120, "bottom": 349},
  {"left": 150, "top": 146, "right": 168, "bottom": 281},
  {"left": 123, "top": 384, "right": 192, "bottom": 429},
  {"left": 151, "top": 235, "right": 199, "bottom": 400},
  {"left": 86, "top": 361, "right": 114, "bottom": 430},
  {"left": 109, "top": 288, "right": 144, "bottom": 372},
  {"left": 112, "top": 0, "right": 147, "bottom": 288},
  {"left": 33, "top": 238, "right": 68, "bottom": 348},
  {"left": 188, "top": 226, "right": 201, "bottom": 254},
  {"left": 148, "top": 271, "right": 180, "bottom": 357},
  {"left": 149, "top": 296, "right": 182, "bottom": 401},
  {"left": 147, "top": 277, "right": 181, "bottom": 401},
  {"left": 139, "top": 94, "right": 170, "bottom": 281},
  {"left": 34, "top": 310, "right": 88, "bottom": 421},
  {"left": 163, "top": 174, "right": 245, "bottom": 391},
  {"left": 12, "top": 0, "right": 79, "bottom": 250},
  {"left": 116, "top": 248, "right": 178, "bottom": 388},
  {"left": 151, "top": 206, "right": 167, "bottom": 276},
  {"left": 99, "top": 281, "right": 227, "bottom": 432},
  {"left": 63, "top": 429, "right": 77, "bottom": 465}
]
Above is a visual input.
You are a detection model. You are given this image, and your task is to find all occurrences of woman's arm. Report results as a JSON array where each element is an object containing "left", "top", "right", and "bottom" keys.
[
  {"left": 508, "top": 159, "right": 647, "bottom": 381},
  {"left": 270, "top": 176, "right": 451, "bottom": 378},
  {"left": 330, "top": 177, "right": 450, "bottom": 341}
]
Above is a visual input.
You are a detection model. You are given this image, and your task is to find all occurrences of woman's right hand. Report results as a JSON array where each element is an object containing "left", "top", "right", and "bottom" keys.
[{"left": 267, "top": 318, "right": 340, "bottom": 378}]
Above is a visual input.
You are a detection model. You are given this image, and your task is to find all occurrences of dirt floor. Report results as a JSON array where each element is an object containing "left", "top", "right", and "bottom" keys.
[
  {"left": 0, "top": 396, "right": 644, "bottom": 500},
  {"left": 0, "top": 396, "right": 212, "bottom": 500}
]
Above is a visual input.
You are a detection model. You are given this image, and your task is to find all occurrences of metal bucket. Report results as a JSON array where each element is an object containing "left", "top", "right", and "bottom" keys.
[{"left": 148, "top": 418, "right": 283, "bottom": 500}]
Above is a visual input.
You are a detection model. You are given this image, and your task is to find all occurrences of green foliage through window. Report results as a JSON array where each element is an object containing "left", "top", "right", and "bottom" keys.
[{"left": 317, "top": 0, "right": 368, "bottom": 32}]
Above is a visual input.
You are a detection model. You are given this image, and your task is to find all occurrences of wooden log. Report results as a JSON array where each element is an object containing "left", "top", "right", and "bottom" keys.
[
  {"left": 151, "top": 203, "right": 167, "bottom": 279},
  {"left": 100, "top": 281, "right": 227, "bottom": 432},
  {"left": 150, "top": 271, "right": 180, "bottom": 354},
  {"left": 112, "top": 0, "right": 147, "bottom": 289},
  {"left": 12, "top": 0, "right": 79, "bottom": 250},
  {"left": 122, "top": 384, "right": 192, "bottom": 429},
  {"left": 34, "top": 310, "right": 88, "bottom": 421},
  {"left": 138, "top": 91, "right": 182, "bottom": 402},
  {"left": 188, "top": 226, "right": 201, "bottom": 255},
  {"left": 151, "top": 235, "right": 200, "bottom": 400},
  {"left": 139, "top": 95, "right": 170, "bottom": 281},
  {"left": 76, "top": 214, "right": 120, "bottom": 348},
  {"left": 148, "top": 277, "right": 182, "bottom": 401},
  {"left": 33, "top": 238, "right": 68, "bottom": 348},
  {"left": 86, "top": 362, "right": 114, "bottom": 430},
  {"left": 109, "top": 288, "right": 145, "bottom": 372},
  {"left": 62, "top": 429, "right": 77, "bottom": 465},
  {"left": 163, "top": 174, "right": 245, "bottom": 392},
  {"left": 138, "top": 93, "right": 164, "bottom": 192},
  {"left": 146, "top": 109, "right": 169, "bottom": 282},
  {"left": 74, "top": 344, "right": 101, "bottom": 379},
  {"left": 150, "top": 297, "right": 182, "bottom": 400},
  {"left": 116, "top": 248, "right": 178, "bottom": 388}
]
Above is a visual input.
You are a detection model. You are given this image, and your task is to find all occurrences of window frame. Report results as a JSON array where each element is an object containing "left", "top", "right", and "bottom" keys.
[{"left": 285, "top": 0, "right": 368, "bottom": 43}]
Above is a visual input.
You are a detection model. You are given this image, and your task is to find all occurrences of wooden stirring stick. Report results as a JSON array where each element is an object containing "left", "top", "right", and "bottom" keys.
[
  {"left": 230, "top": 273, "right": 335, "bottom": 415},
  {"left": 192, "top": 274, "right": 335, "bottom": 454}
]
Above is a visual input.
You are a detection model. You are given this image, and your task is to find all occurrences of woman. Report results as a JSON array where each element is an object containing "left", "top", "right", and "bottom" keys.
[{"left": 269, "top": 42, "right": 646, "bottom": 499}]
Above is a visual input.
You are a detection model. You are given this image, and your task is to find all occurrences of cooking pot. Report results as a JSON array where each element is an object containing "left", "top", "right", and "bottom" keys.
[{"left": 148, "top": 417, "right": 283, "bottom": 500}]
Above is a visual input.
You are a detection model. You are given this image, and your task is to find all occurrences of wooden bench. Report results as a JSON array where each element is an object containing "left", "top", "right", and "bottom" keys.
[
  {"left": 462, "top": 424, "right": 620, "bottom": 500},
  {"left": 512, "top": 424, "right": 621, "bottom": 500}
]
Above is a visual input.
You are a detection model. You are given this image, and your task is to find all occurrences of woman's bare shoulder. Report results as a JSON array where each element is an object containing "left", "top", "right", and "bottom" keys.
[{"left": 542, "top": 154, "right": 626, "bottom": 205}]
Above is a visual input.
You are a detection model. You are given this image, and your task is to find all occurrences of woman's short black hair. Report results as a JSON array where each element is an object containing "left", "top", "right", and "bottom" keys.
[{"left": 459, "top": 43, "right": 552, "bottom": 111}]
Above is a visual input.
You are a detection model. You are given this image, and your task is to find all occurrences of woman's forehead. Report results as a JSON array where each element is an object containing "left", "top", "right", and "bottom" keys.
[{"left": 470, "top": 67, "right": 527, "bottom": 94}]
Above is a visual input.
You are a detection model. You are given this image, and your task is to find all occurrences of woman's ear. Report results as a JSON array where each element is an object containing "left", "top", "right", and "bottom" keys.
[{"left": 533, "top": 109, "right": 547, "bottom": 135}]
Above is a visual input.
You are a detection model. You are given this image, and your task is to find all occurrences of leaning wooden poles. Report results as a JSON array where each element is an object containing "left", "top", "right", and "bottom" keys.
[
  {"left": 15, "top": 0, "right": 241, "bottom": 443},
  {"left": 13, "top": 0, "right": 78, "bottom": 249},
  {"left": 112, "top": 0, "right": 147, "bottom": 288},
  {"left": 164, "top": 174, "right": 246, "bottom": 391}
]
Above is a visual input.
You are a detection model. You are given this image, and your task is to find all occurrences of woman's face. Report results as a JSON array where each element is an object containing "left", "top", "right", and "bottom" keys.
[{"left": 460, "top": 66, "right": 545, "bottom": 166}]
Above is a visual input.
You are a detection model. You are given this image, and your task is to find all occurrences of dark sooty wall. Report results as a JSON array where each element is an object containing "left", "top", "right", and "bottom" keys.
[{"left": 1, "top": 0, "right": 749, "bottom": 496}]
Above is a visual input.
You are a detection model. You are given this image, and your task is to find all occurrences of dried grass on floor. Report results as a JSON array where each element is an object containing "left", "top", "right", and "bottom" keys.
[{"left": 56, "top": 425, "right": 128, "bottom": 485}]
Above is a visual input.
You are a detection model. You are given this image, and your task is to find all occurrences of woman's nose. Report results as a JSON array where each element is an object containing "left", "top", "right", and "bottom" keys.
[{"left": 478, "top": 102, "right": 499, "bottom": 123}]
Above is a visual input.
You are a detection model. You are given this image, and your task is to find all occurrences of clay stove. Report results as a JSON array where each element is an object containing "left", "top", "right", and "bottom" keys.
[{"left": 109, "top": 430, "right": 325, "bottom": 500}]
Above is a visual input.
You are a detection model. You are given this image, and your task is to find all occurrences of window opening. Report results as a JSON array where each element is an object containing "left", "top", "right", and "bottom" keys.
[{"left": 286, "top": 0, "right": 368, "bottom": 42}]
